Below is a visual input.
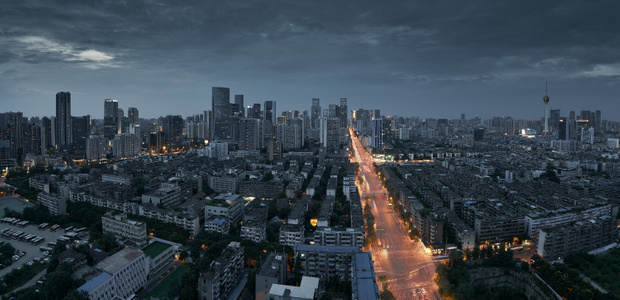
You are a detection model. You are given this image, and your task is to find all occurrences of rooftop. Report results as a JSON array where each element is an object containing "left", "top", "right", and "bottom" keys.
[
  {"left": 268, "top": 276, "right": 319, "bottom": 299},
  {"left": 97, "top": 248, "right": 144, "bottom": 275},
  {"left": 77, "top": 272, "right": 112, "bottom": 293},
  {"left": 142, "top": 241, "right": 172, "bottom": 259}
]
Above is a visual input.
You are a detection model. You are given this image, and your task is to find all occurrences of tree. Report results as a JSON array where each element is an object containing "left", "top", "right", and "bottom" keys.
[
  {"left": 472, "top": 245, "right": 480, "bottom": 260},
  {"left": 64, "top": 290, "right": 90, "bottom": 300},
  {"left": 45, "top": 270, "right": 76, "bottom": 299},
  {"left": 94, "top": 232, "right": 119, "bottom": 252},
  {"left": 380, "top": 283, "right": 397, "bottom": 300}
]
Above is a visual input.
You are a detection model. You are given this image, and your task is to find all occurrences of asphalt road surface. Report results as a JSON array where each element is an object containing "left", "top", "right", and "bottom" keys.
[{"left": 350, "top": 129, "right": 440, "bottom": 300}]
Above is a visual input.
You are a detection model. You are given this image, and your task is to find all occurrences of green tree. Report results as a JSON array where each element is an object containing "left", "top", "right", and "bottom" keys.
[
  {"left": 45, "top": 270, "right": 75, "bottom": 299},
  {"left": 380, "top": 283, "right": 397, "bottom": 300}
]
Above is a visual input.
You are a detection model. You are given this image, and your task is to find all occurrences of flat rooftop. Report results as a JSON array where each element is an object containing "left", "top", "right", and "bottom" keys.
[
  {"left": 142, "top": 241, "right": 172, "bottom": 259},
  {"left": 97, "top": 248, "right": 144, "bottom": 275}
]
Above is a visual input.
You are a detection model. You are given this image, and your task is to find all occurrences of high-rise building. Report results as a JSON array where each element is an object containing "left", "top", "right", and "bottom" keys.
[
  {"left": 371, "top": 118, "right": 383, "bottom": 149},
  {"left": 321, "top": 109, "right": 340, "bottom": 152},
  {"left": 247, "top": 103, "right": 261, "bottom": 119},
  {"left": 234, "top": 95, "right": 244, "bottom": 117},
  {"left": 559, "top": 118, "right": 567, "bottom": 140},
  {"left": 239, "top": 118, "right": 262, "bottom": 151},
  {"left": 71, "top": 115, "right": 91, "bottom": 155},
  {"left": 118, "top": 108, "right": 125, "bottom": 133},
  {"left": 127, "top": 107, "right": 139, "bottom": 125},
  {"left": 86, "top": 135, "right": 106, "bottom": 161},
  {"left": 212, "top": 87, "right": 231, "bottom": 140},
  {"left": 55, "top": 92, "right": 72, "bottom": 147},
  {"left": 104, "top": 99, "right": 119, "bottom": 140},
  {"left": 113, "top": 133, "right": 141, "bottom": 158},
  {"left": 41, "top": 116, "right": 52, "bottom": 151},
  {"left": 0, "top": 112, "right": 24, "bottom": 158},
  {"left": 339, "top": 98, "right": 348, "bottom": 127},
  {"left": 264, "top": 101, "right": 276, "bottom": 123},
  {"left": 163, "top": 115, "right": 184, "bottom": 149},
  {"left": 311, "top": 98, "right": 321, "bottom": 130},
  {"left": 286, "top": 118, "right": 304, "bottom": 150},
  {"left": 595, "top": 110, "right": 602, "bottom": 133},
  {"left": 328, "top": 104, "right": 339, "bottom": 118},
  {"left": 568, "top": 111, "right": 576, "bottom": 140},
  {"left": 549, "top": 108, "right": 560, "bottom": 135}
]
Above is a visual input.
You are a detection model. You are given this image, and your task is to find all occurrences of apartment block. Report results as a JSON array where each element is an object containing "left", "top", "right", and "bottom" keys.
[
  {"left": 102, "top": 212, "right": 147, "bottom": 248},
  {"left": 198, "top": 242, "right": 245, "bottom": 300}
]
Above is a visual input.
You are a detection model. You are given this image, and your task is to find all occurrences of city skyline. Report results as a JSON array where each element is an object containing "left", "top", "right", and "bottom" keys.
[{"left": 2, "top": 1, "right": 620, "bottom": 120}]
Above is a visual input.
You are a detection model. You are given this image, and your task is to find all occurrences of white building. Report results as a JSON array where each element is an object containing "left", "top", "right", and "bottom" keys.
[
  {"left": 241, "top": 220, "right": 266, "bottom": 243},
  {"left": 143, "top": 238, "right": 181, "bottom": 278},
  {"left": 266, "top": 276, "right": 319, "bottom": 300},
  {"left": 37, "top": 192, "right": 66, "bottom": 215},
  {"left": 102, "top": 212, "right": 147, "bottom": 248},
  {"left": 78, "top": 248, "right": 148, "bottom": 300},
  {"left": 205, "top": 194, "right": 245, "bottom": 223}
]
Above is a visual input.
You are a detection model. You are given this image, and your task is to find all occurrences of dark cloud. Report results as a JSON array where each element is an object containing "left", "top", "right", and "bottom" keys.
[{"left": 1, "top": 0, "right": 620, "bottom": 119}]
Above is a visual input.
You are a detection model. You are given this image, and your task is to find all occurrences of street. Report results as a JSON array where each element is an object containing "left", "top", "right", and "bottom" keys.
[{"left": 350, "top": 129, "right": 440, "bottom": 300}]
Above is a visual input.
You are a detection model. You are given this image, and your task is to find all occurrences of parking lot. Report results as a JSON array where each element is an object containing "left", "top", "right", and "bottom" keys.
[{"left": 0, "top": 221, "right": 77, "bottom": 278}]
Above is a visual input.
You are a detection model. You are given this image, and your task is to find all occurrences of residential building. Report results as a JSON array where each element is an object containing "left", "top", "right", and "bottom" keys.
[
  {"left": 56, "top": 91, "right": 72, "bottom": 147},
  {"left": 205, "top": 194, "right": 245, "bottom": 223},
  {"left": 102, "top": 212, "right": 147, "bottom": 248},
  {"left": 266, "top": 276, "right": 319, "bottom": 300},
  {"left": 37, "top": 192, "right": 66, "bottom": 215},
  {"left": 294, "top": 244, "right": 359, "bottom": 282},
  {"left": 198, "top": 242, "right": 244, "bottom": 300},
  {"left": 537, "top": 216, "right": 616, "bottom": 260},
  {"left": 256, "top": 252, "right": 287, "bottom": 300},
  {"left": 241, "top": 219, "right": 266, "bottom": 243},
  {"left": 279, "top": 224, "right": 305, "bottom": 247},
  {"left": 205, "top": 215, "right": 231, "bottom": 234}
]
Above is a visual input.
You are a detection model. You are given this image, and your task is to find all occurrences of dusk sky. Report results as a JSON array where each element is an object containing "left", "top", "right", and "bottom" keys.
[{"left": 2, "top": 1, "right": 620, "bottom": 120}]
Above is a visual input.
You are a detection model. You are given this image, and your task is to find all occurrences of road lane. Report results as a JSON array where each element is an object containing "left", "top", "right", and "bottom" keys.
[{"left": 350, "top": 128, "right": 439, "bottom": 300}]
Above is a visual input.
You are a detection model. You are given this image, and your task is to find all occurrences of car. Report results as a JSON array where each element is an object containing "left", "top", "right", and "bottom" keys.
[{"left": 421, "top": 288, "right": 426, "bottom": 294}]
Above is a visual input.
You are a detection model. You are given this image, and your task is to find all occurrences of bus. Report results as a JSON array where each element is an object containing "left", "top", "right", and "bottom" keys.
[
  {"left": 64, "top": 226, "right": 74, "bottom": 233},
  {"left": 31, "top": 237, "right": 44, "bottom": 245},
  {"left": 38, "top": 223, "right": 49, "bottom": 230},
  {"left": 75, "top": 227, "right": 88, "bottom": 234},
  {"left": 50, "top": 224, "right": 61, "bottom": 232},
  {"left": 40, "top": 246, "right": 53, "bottom": 252},
  {"left": 47, "top": 242, "right": 57, "bottom": 248},
  {"left": 57, "top": 237, "right": 70, "bottom": 243}
]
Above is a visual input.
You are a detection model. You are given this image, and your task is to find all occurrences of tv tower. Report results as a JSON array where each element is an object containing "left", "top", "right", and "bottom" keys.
[{"left": 543, "top": 82, "right": 550, "bottom": 135}]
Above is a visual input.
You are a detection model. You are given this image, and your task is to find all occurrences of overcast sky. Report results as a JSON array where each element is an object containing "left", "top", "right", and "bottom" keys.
[{"left": 2, "top": 0, "right": 620, "bottom": 120}]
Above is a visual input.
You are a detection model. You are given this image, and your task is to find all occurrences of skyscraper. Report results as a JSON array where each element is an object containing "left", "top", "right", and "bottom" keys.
[
  {"left": 127, "top": 107, "right": 139, "bottom": 125},
  {"left": 239, "top": 118, "right": 261, "bottom": 151},
  {"left": 234, "top": 95, "right": 245, "bottom": 117},
  {"left": 104, "top": 99, "right": 119, "bottom": 140},
  {"left": 55, "top": 92, "right": 72, "bottom": 147},
  {"left": 249, "top": 103, "right": 262, "bottom": 119},
  {"left": 264, "top": 101, "right": 276, "bottom": 123},
  {"left": 212, "top": 87, "right": 231, "bottom": 140},
  {"left": 371, "top": 116, "right": 383, "bottom": 150},
  {"left": 549, "top": 108, "right": 560, "bottom": 135},
  {"left": 163, "top": 115, "right": 184, "bottom": 149},
  {"left": 339, "top": 98, "right": 348, "bottom": 127},
  {"left": 72, "top": 115, "right": 91, "bottom": 155},
  {"left": 311, "top": 98, "right": 321, "bottom": 130}
]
